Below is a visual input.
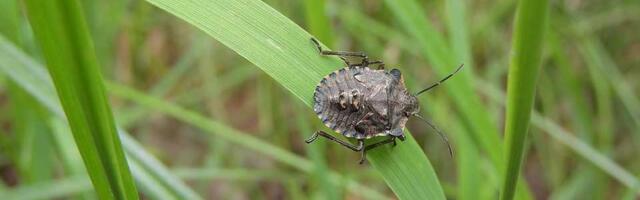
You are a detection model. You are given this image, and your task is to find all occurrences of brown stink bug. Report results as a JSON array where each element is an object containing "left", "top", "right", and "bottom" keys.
[{"left": 305, "top": 38, "right": 463, "bottom": 164}]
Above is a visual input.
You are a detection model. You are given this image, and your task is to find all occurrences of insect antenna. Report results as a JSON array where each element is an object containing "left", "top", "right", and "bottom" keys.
[
  {"left": 413, "top": 114, "right": 453, "bottom": 157},
  {"left": 414, "top": 64, "right": 464, "bottom": 96}
]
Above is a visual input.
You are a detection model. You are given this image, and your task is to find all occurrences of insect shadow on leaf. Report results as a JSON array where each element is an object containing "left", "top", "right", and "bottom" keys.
[{"left": 306, "top": 38, "right": 462, "bottom": 164}]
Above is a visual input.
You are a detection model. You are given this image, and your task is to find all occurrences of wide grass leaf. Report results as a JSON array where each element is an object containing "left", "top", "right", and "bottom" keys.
[{"left": 145, "top": 0, "right": 445, "bottom": 199}]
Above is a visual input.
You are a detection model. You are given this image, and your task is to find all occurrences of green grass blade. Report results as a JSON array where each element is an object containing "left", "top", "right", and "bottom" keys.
[
  {"left": 550, "top": 169, "right": 593, "bottom": 200},
  {"left": 173, "top": 168, "right": 298, "bottom": 181},
  {"left": 0, "top": 35, "right": 201, "bottom": 199},
  {"left": 303, "top": 0, "right": 334, "bottom": 46},
  {"left": 144, "top": 0, "right": 445, "bottom": 199},
  {"left": 119, "top": 134, "right": 202, "bottom": 200},
  {"left": 126, "top": 159, "right": 176, "bottom": 199},
  {"left": 8, "top": 83, "right": 55, "bottom": 184},
  {"left": 49, "top": 118, "right": 87, "bottom": 175},
  {"left": 443, "top": 1, "right": 482, "bottom": 199},
  {"left": 4, "top": 176, "right": 92, "bottom": 200},
  {"left": 22, "top": 0, "right": 138, "bottom": 198},
  {"left": 547, "top": 31, "right": 593, "bottom": 165},
  {"left": 0, "top": 0, "right": 21, "bottom": 44},
  {"left": 582, "top": 38, "right": 640, "bottom": 136},
  {"left": 500, "top": 0, "right": 550, "bottom": 199},
  {"left": 118, "top": 34, "right": 210, "bottom": 128},
  {"left": 445, "top": 0, "right": 473, "bottom": 68},
  {"left": 576, "top": 35, "right": 614, "bottom": 199},
  {"left": 48, "top": 117, "right": 95, "bottom": 199}
]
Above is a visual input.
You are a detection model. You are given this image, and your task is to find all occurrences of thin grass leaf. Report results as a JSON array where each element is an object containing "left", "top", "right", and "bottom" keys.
[
  {"left": 443, "top": 1, "right": 484, "bottom": 199},
  {"left": 340, "top": 7, "right": 418, "bottom": 56},
  {"left": 549, "top": 168, "right": 599, "bottom": 200},
  {"left": 48, "top": 117, "right": 95, "bottom": 199},
  {"left": 8, "top": 83, "right": 55, "bottom": 184},
  {"left": 583, "top": 38, "right": 640, "bottom": 136},
  {"left": 577, "top": 34, "right": 614, "bottom": 199},
  {"left": 471, "top": 0, "right": 516, "bottom": 40},
  {"left": 303, "top": 0, "right": 334, "bottom": 46},
  {"left": 144, "top": 0, "right": 445, "bottom": 199},
  {"left": 0, "top": 35, "right": 202, "bottom": 200},
  {"left": 118, "top": 34, "right": 210, "bottom": 128},
  {"left": 173, "top": 168, "right": 298, "bottom": 181},
  {"left": 126, "top": 159, "right": 176, "bottom": 199},
  {"left": 3, "top": 176, "right": 92, "bottom": 200},
  {"left": 22, "top": 0, "right": 138, "bottom": 198},
  {"left": 500, "top": 0, "right": 550, "bottom": 199},
  {"left": 0, "top": 0, "right": 21, "bottom": 44},
  {"left": 548, "top": 30, "right": 593, "bottom": 148},
  {"left": 571, "top": 4, "right": 640, "bottom": 34},
  {"left": 119, "top": 133, "right": 202, "bottom": 200}
]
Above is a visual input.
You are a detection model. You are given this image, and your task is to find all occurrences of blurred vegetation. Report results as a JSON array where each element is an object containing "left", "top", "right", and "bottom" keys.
[{"left": 0, "top": 0, "right": 639, "bottom": 199}]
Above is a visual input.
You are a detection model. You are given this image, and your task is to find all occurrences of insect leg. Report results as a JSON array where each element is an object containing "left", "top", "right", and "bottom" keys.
[
  {"left": 311, "top": 38, "right": 370, "bottom": 66},
  {"left": 349, "top": 60, "right": 385, "bottom": 70},
  {"left": 359, "top": 136, "right": 395, "bottom": 164},
  {"left": 359, "top": 137, "right": 396, "bottom": 164},
  {"left": 339, "top": 57, "right": 351, "bottom": 66},
  {"left": 311, "top": 38, "right": 367, "bottom": 58},
  {"left": 306, "top": 131, "right": 364, "bottom": 152},
  {"left": 368, "top": 60, "right": 385, "bottom": 70},
  {"left": 364, "top": 136, "right": 396, "bottom": 152},
  {"left": 358, "top": 139, "right": 367, "bottom": 164}
]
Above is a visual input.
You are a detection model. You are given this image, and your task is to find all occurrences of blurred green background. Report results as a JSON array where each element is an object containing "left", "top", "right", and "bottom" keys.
[{"left": 0, "top": 0, "right": 639, "bottom": 199}]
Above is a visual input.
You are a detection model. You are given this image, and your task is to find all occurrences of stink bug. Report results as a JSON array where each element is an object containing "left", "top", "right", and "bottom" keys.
[{"left": 305, "top": 38, "right": 463, "bottom": 164}]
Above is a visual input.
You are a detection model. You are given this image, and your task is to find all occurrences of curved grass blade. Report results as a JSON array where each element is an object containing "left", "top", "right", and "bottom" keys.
[
  {"left": 22, "top": 0, "right": 138, "bottom": 198},
  {"left": 500, "top": 0, "right": 550, "bottom": 199},
  {"left": 144, "top": 0, "right": 446, "bottom": 199}
]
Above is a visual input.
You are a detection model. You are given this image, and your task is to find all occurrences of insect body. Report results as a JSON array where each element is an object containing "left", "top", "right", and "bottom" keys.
[
  {"left": 313, "top": 66, "right": 418, "bottom": 140},
  {"left": 305, "top": 38, "right": 461, "bottom": 164}
]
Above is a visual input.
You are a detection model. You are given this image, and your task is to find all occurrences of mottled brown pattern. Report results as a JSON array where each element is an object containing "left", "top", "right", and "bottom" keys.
[{"left": 313, "top": 67, "right": 417, "bottom": 139}]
